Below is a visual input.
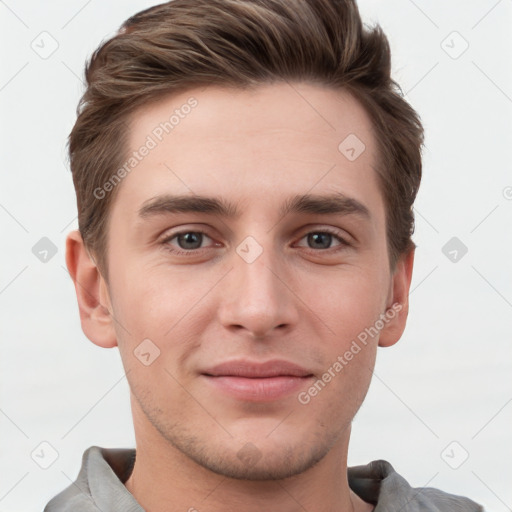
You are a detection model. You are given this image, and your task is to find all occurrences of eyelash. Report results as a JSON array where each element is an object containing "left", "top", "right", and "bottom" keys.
[{"left": 160, "top": 228, "right": 350, "bottom": 256}]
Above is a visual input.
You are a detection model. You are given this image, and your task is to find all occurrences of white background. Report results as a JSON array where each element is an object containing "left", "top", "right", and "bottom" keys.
[{"left": 1, "top": 1, "right": 511, "bottom": 510}]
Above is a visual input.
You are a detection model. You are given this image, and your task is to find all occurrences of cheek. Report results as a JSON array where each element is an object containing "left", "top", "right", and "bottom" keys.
[
  {"left": 107, "top": 261, "right": 223, "bottom": 375},
  {"left": 109, "top": 260, "right": 209, "bottom": 334},
  {"left": 305, "top": 267, "right": 388, "bottom": 343}
]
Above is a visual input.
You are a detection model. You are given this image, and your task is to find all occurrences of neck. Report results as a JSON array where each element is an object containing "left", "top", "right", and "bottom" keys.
[{"left": 125, "top": 395, "right": 372, "bottom": 512}]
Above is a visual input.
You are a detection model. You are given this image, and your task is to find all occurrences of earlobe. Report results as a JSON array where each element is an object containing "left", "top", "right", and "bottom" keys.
[
  {"left": 378, "top": 248, "right": 415, "bottom": 348},
  {"left": 65, "top": 230, "right": 117, "bottom": 348}
]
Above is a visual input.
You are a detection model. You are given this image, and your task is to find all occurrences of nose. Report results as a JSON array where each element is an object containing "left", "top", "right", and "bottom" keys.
[{"left": 217, "top": 240, "right": 300, "bottom": 340}]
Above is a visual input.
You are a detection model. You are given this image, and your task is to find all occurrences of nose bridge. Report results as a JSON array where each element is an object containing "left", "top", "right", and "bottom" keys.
[
  {"left": 218, "top": 233, "right": 297, "bottom": 338},
  {"left": 237, "top": 235, "right": 280, "bottom": 302}
]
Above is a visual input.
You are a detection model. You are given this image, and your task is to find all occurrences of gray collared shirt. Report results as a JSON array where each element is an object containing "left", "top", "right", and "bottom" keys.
[{"left": 44, "top": 446, "right": 484, "bottom": 511}]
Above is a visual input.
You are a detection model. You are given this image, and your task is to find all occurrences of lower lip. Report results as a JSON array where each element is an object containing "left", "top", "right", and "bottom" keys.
[{"left": 202, "top": 375, "right": 313, "bottom": 401}]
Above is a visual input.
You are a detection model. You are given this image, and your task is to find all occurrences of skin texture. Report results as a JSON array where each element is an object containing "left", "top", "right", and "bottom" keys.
[{"left": 66, "top": 82, "right": 414, "bottom": 512}]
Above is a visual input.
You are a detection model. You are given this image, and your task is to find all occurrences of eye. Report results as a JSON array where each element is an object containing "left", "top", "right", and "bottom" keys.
[
  {"left": 161, "top": 230, "right": 216, "bottom": 255},
  {"left": 295, "top": 229, "right": 350, "bottom": 251},
  {"left": 160, "top": 227, "right": 350, "bottom": 257}
]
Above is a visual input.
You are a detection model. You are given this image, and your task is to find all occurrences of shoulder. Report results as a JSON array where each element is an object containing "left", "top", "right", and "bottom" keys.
[
  {"left": 43, "top": 446, "right": 139, "bottom": 512},
  {"left": 348, "top": 459, "right": 485, "bottom": 512}
]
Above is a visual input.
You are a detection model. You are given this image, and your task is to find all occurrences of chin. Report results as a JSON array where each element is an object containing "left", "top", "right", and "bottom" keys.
[
  {"left": 133, "top": 384, "right": 347, "bottom": 481},
  {"left": 180, "top": 439, "right": 331, "bottom": 481}
]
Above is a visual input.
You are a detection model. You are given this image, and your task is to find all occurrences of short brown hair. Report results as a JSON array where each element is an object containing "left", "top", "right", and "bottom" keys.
[{"left": 69, "top": 0, "right": 424, "bottom": 277}]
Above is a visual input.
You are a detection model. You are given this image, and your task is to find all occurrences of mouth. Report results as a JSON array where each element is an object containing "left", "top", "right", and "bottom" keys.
[{"left": 201, "top": 359, "right": 315, "bottom": 401}]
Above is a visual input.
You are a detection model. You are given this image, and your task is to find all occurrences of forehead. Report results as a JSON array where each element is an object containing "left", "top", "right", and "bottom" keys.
[{"left": 114, "top": 82, "right": 383, "bottom": 221}]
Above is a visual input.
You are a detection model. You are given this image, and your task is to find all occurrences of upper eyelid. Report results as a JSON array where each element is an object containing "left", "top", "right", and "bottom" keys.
[
  {"left": 160, "top": 228, "right": 213, "bottom": 242},
  {"left": 159, "top": 225, "right": 212, "bottom": 240},
  {"left": 160, "top": 222, "right": 350, "bottom": 235},
  {"left": 294, "top": 229, "right": 350, "bottom": 248}
]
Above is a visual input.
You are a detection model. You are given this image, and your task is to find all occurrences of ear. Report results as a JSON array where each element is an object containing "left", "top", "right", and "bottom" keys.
[
  {"left": 65, "top": 230, "right": 117, "bottom": 348},
  {"left": 378, "top": 248, "right": 415, "bottom": 348}
]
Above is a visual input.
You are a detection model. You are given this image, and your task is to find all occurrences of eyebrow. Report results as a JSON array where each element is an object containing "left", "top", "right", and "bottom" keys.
[{"left": 138, "top": 192, "right": 370, "bottom": 220}]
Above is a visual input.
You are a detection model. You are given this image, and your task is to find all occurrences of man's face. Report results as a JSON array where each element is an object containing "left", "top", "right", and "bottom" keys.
[{"left": 99, "top": 82, "right": 404, "bottom": 479}]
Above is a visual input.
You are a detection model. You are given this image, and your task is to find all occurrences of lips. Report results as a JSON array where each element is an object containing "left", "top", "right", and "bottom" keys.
[
  {"left": 201, "top": 359, "right": 314, "bottom": 401},
  {"left": 202, "top": 359, "right": 313, "bottom": 378}
]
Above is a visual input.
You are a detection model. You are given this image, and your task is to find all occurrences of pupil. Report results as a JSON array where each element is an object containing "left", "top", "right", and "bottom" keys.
[
  {"left": 179, "top": 232, "right": 201, "bottom": 249},
  {"left": 309, "top": 233, "right": 331, "bottom": 249}
]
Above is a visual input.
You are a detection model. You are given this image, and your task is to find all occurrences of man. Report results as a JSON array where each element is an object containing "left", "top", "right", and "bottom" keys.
[{"left": 45, "top": 0, "right": 483, "bottom": 510}]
